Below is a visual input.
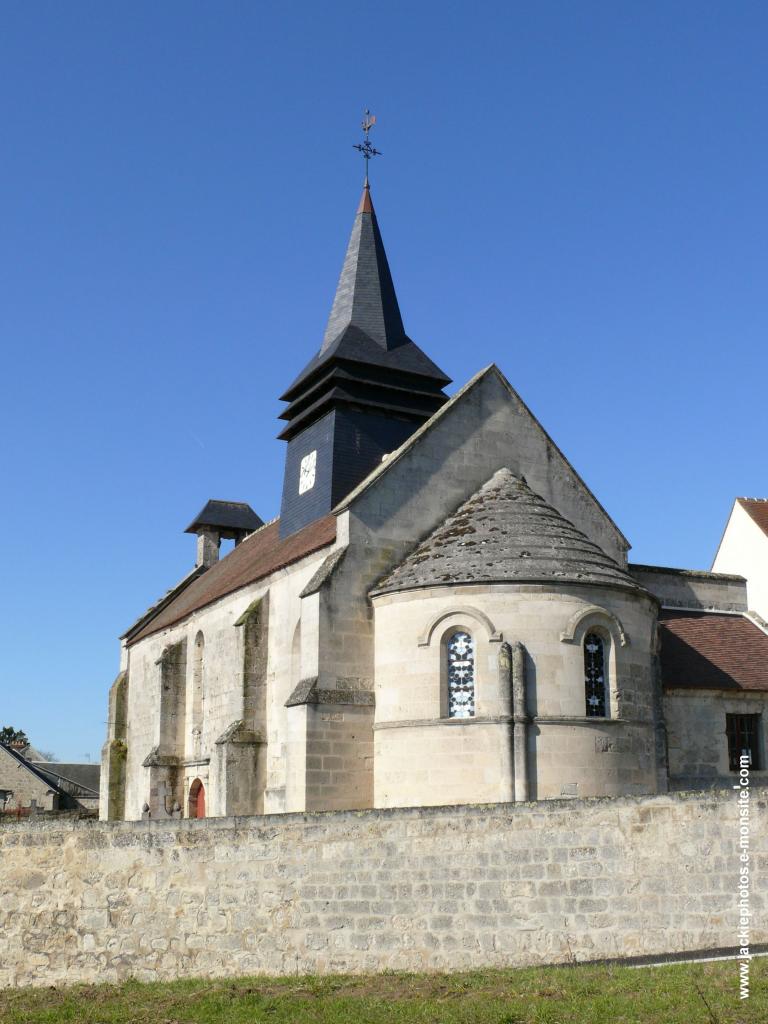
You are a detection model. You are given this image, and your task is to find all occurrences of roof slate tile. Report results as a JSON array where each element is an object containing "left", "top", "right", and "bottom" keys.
[
  {"left": 660, "top": 610, "right": 768, "bottom": 691},
  {"left": 129, "top": 516, "right": 336, "bottom": 645},
  {"left": 738, "top": 497, "right": 768, "bottom": 537}
]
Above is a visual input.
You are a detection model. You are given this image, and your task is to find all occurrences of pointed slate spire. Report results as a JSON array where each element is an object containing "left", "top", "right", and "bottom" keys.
[
  {"left": 277, "top": 183, "right": 451, "bottom": 538},
  {"left": 321, "top": 184, "right": 406, "bottom": 353},
  {"left": 280, "top": 185, "right": 450, "bottom": 408}
]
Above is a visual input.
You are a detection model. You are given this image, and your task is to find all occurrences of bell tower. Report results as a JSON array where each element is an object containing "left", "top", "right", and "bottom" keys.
[{"left": 278, "top": 181, "right": 451, "bottom": 537}]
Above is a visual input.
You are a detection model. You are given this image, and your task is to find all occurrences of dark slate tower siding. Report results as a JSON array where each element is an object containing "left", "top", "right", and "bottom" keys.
[
  {"left": 278, "top": 185, "right": 451, "bottom": 538},
  {"left": 279, "top": 412, "right": 336, "bottom": 536},
  {"left": 280, "top": 407, "right": 423, "bottom": 536}
]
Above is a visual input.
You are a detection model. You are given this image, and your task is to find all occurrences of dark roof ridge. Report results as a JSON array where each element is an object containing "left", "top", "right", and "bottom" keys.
[
  {"left": 0, "top": 743, "right": 70, "bottom": 798},
  {"left": 30, "top": 763, "right": 100, "bottom": 796}
]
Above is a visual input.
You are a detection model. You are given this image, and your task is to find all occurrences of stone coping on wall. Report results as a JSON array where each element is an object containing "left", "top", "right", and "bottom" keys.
[{"left": 0, "top": 787, "right": 755, "bottom": 836}]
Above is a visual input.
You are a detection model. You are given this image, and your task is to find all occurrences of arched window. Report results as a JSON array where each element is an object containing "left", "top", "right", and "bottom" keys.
[
  {"left": 584, "top": 633, "right": 607, "bottom": 717},
  {"left": 188, "top": 778, "right": 205, "bottom": 819},
  {"left": 188, "top": 632, "right": 205, "bottom": 759},
  {"left": 447, "top": 631, "right": 475, "bottom": 718},
  {"left": 192, "top": 631, "right": 205, "bottom": 726},
  {"left": 291, "top": 620, "right": 301, "bottom": 684}
]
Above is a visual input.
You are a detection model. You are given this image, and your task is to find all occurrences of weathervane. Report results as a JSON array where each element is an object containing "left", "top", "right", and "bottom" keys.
[{"left": 353, "top": 109, "right": 381, "bottom": 185}]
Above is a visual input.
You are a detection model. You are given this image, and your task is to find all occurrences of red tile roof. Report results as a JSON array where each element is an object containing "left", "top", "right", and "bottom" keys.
[
  {"left": 659, "top": 610, "right": 768, "bottom": 692},
  {"left": 128, "top": 516, "right": 336, "bottom": 645},
  {"left": 738, "top": 498, "right": 768, "bottom": 537}
]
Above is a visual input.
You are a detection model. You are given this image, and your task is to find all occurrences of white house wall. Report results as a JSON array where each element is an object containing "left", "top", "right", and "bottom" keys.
[{"left": 713, "top": 501, "right": 768, "bottom": 621}]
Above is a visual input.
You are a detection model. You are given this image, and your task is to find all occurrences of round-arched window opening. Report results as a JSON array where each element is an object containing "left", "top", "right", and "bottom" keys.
[
  {"left": 188, "top": 778, "right": 206, "bottom": 819},
  {"left": 584, "top": 633, "right": 607, "bottom": 717},
  {"left": 447, "top": 631, "right": 475, "bottom": 718}
]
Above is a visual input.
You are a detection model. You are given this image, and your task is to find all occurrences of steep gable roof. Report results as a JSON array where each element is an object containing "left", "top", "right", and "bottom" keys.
[
  {"left": 737, "top": 497, "right": 768, "bottom": 537},
  {"left": 659, "top": 610, "right": 768, "bottom": 691},
  {"left": 711, "top": 496, "right": 768, "bottom": 571},
  {"left": 371, "top": 469, "right": 641, "bottom": 597},
  {"left": 336, "top": 364, "right": 631, "bottom": 556},
  {"left": 0, "top": 743, "right": 70, "bottom": 800},
  {"left": 128, "top": 515, "right": 336, "bottom": 645},
  {"left": 31, "top": 763, "right": 100, "bottom": 796}
]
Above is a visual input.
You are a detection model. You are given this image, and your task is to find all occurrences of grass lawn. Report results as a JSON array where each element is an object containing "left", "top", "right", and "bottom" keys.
[{"left": 0, "top": 959, "right": 764, "bottom": 1024}]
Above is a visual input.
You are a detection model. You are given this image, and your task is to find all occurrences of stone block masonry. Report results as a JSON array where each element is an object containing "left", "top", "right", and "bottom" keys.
[{"left": 0, "top": 791, "right": 765, "bottom": 988}]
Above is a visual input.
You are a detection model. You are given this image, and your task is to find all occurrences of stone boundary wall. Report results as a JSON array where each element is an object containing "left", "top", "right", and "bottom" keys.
[{"left": 0, "top": 791, "right": 765, "bottom": 988}]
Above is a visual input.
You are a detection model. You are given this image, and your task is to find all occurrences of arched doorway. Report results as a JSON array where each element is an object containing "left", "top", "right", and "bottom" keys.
[{"left": 188, "top": 778, "right": 206, "bottom": 819}]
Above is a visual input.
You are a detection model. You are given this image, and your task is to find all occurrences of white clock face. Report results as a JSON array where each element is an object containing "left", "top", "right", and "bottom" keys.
[{"left": 299, "top": 450, "right": 317, "bottom": 494}]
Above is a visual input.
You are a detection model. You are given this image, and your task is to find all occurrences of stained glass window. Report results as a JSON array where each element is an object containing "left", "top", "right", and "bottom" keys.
[
  {"left": 584, "top": 633, "right": 607, "bottom": 717},
  {"left": 447, "top": 631, "right": 475, "bottom": 718}
]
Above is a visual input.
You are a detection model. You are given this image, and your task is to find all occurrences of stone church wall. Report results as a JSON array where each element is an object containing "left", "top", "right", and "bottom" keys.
[
  {"left": 373, "top": 583, "right": 660, "bottom": 807},
  {"left": 664, "top": 689, "right": 768, "bottom": 789},
  {"left": 118, "top": 546, "right": 330, "bottom": 820},
  {"left": 0, "top": 790, "right": 764, "bottom": 989},
  {"left": 628, "top": 565, "right": 748, "bottom": 612},
  {"left": 322, "top": 368, "right": 633, "bottom": 726}
]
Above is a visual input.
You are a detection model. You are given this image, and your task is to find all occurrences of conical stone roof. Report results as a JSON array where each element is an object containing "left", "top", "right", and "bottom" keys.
[{"left": 371, "top": 469, "right": 643, "bottom": 596}]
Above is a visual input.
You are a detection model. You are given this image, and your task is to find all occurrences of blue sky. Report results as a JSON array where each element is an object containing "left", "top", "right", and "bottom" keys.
[{"left": 1, "top": 2, "right": 766, "bottom": 761}]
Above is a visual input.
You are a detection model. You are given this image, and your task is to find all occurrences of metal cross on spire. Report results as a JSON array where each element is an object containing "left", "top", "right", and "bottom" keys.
[{"left": 353, "top": 109, "right": 381, "bottom": 185}]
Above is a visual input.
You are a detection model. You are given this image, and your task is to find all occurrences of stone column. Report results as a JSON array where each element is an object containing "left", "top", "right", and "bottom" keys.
[
  {"left": 500, "top": 641, "right": 530, "bottom": 802},
  {"left": 99, "top": 671, "right": 128, "bottom": 821},
  {"left": 511, "top": 641, "right": 529, "bottom": 802}
]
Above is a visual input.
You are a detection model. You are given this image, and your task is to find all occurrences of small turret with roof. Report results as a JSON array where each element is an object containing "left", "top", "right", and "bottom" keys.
[
  {"left": 185, "top": 499, "right": 264, "bottom": 567},
  {"left": 278, "top": 145, "right": 451, "bottom": 537}
]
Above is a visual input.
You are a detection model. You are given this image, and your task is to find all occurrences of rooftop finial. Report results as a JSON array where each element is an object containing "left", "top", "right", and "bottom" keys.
[{"left": 353, "top": 109, "right": 381, "bottom": 186}]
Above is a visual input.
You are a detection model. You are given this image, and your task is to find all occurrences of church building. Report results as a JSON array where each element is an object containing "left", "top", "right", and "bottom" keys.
[{"left": 100, "top": 173, "right": 768, "bottom": 822}]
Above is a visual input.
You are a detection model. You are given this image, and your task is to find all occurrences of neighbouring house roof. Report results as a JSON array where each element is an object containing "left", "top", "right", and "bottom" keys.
[
  {"left": 16, "top": 743, "right": 48, "bottom": 762},
  {"left": 128, "top": 515, "right": 337, "bottom": 645},
  {"left": 659, "top": 610, "right": 768, "bottom": 691},
  {"left": 31, "top": 763, "right": 100, "bottom": 796},
  {"left": 184, "top": 500, "right": 264, "bottom": 535},
  {"left": 737, "top": 497, "right": 768, "bottom": 536},
  {"left": 0, "top": 743, "right": 70, "bottom": 801},
  {"left": 370, "top": 468, "right": 643, "bottom": 597}
]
